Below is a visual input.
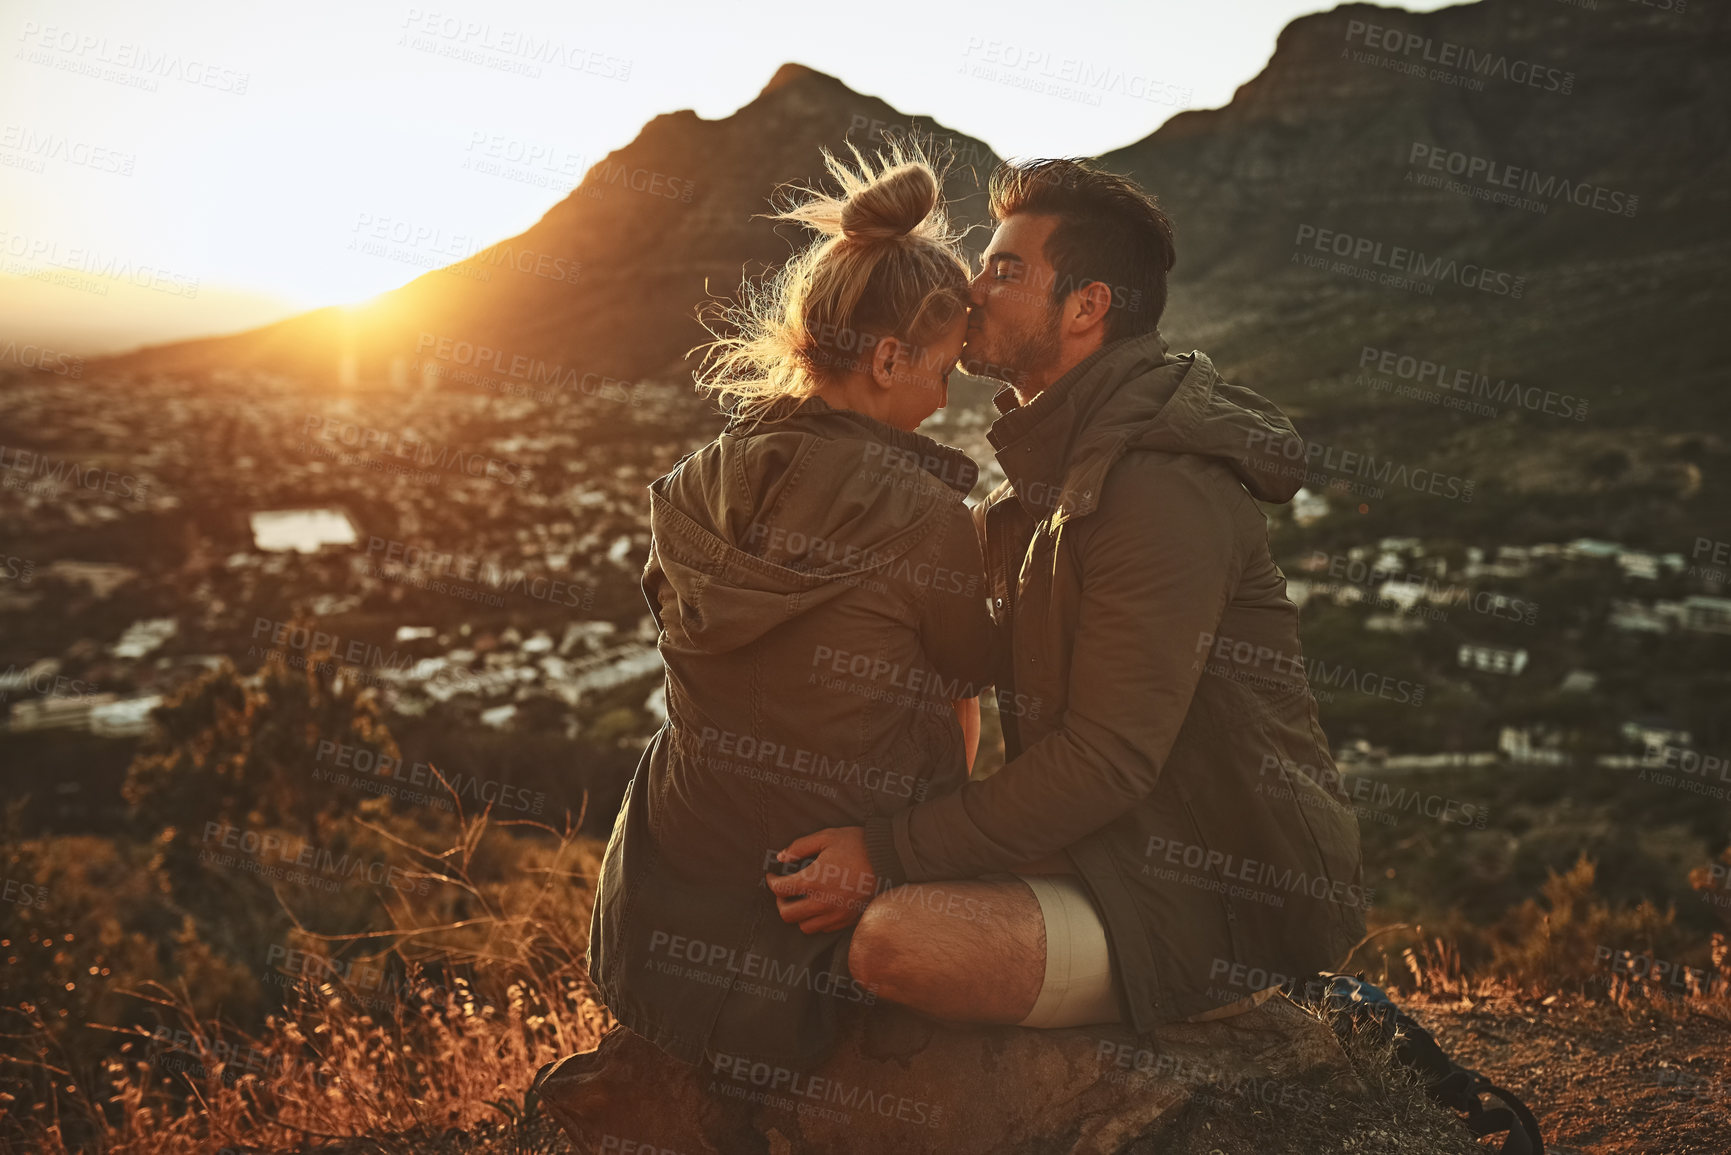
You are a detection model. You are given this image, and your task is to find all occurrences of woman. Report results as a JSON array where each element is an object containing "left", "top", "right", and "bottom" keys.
[{"left": 587, "top": 147, "right": 995, "bottom": 1068}]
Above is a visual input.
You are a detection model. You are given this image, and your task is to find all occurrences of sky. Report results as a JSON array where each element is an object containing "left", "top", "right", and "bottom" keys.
[{"left": 0, "top": 0, "right": 1460, "bottom": 354}]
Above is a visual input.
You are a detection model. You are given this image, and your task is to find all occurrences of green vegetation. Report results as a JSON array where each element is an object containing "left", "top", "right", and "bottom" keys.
[{"left": 2, "top": 644, "right": 604, "bottom": 1153}]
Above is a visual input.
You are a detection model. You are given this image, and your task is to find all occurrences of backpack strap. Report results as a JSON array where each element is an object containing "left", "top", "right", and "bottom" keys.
[
  {"left": 1436, "top": 1070, "right": 1543, "bottom": 1155},
  {"left": 1287, "top": 972, "right": 1545, "bottom": 1155}
]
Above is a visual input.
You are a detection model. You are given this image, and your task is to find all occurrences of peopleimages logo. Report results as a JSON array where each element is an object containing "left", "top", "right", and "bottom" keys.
[
  {"left": 413, "top": 333, "right": 636, "bottom": 402},
  {"left": 1293, "top": 225, "right": 1526, "bottom": 299},
  {"left": 1343, "top": 19, "right": 1575, "bottom": 94},
  {"left": 0, "top": 663, "right": 96, "bottom": 701},
  {"left": 959, "top": 37, "right": 1193, "bottom": 109},
  {"left": 709, "top": 1052, "right": 944, "bottom": 1127},
  {"left": 691, "top": 725, "right": 928, "bottom": 801},
  {"left": 1304, "top": 547, "right": 1540, "bottom": 626},
  {"left": 1259, "top": 756, "right": 1490, "bottom": 829},
  {"left": 1195, "top": 631, "right": 1427, "bottom": 707},
  {"left": 0, "top": 444, "right": 149, "bottom": 500},
  {"left": 647, "top": 930, "right": 877, "bottom": 1005},
  {"left": 2, "top": 877, "right": 49, "bottom": 908},
  {"left": 363, "top": 536, "right": 592, "bottom": 609},
  {"left": 200, "top": 822, "right": 430, "bottom": 895},
  {"left": 1407, "top": 142, "right": 1637, "bottom": 218},
  {"left": 1243, "top": 429, "right": 1474, "bottom": 503},
  {"left": 1142, "top": 834, "right": 1376, "bottom": 912},
  {"left": 1593, "top": 945, "right": 1715, "bottom": 995},
  {"left": 846, "top": 114, "right": 995, "bottom": 173},
  {"left": 15, "top": 21, "right": 251, "bottom": 94},
  {"left": 0, "top": 124, "right": 136, "bottom": 175},
  {"left": 1358, "top": 345, "right": 1587, "bottom": 422},
  {"left": 398, "top": 8, "right": 632, "bottom": 81},
  {"left": 300, "top": 414, "right": 531, "bottom": 487},
  {"left": 1095, "top": 1038, "right": 1330, "bottom": 1113},
  {"left": 313, "top": 738, "right": 547, "bottom": 815},
  {"left": 0, "top": 339, "right": 84, "bottom": 377},
  {"left": 0, "top": 229, "right": 200, "bottom": 298},
  {"left": 349, "top": 216, "right": 582, "bottom": 286}
]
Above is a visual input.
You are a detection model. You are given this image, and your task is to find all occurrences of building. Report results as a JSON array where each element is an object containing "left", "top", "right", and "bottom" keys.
[
  {"left": 1608, "top": 600, "right": 1674, "bottom": 634},
  {"left": 1681, "top": 596, "right": 1731, "bottom": 636},
  {"left": 1499, "top": 726, "right": 1569, "bottom": 766},
  {"left": 1291, "top": 488, "right": 1330, "bottom": 526},
  {"left": 1458, "top": 644, "right": 1528, "bottom": 676}
]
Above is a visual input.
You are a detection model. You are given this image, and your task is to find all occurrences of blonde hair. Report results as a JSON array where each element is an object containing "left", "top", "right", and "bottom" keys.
[{"left": 695, "top": 144, "right": 972, "bottom": 421}]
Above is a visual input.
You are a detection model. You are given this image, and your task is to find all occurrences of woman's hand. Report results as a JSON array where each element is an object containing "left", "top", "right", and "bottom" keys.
[{"left": 764, "top": 827, "right": 880, "bottom": 935}]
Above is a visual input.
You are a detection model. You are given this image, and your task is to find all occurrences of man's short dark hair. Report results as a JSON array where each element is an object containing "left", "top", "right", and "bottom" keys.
[{"left": 988, "top": 159, "right": 1177, "bottom": 343}]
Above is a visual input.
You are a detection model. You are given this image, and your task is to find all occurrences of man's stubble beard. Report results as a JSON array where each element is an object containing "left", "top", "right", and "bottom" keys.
[{"left": 962, "top": 301, "right": 1063, "bottom": 395}]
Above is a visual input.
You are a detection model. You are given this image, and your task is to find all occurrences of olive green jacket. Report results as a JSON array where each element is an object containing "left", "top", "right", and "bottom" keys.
[
  {"left": 863, "top": 333, "right": 1367, "bottom": 1029},
  {"left": 588, "top": 395, "right": 994, "bottom": 1066}
]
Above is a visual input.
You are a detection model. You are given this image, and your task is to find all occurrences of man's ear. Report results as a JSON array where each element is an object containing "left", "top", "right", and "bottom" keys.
[
  {"left": 869, "top": 335, "right": 902, "bottom": 390},
  {"left": 1067, "top": 280, "right": 1115, "bottom": 338}
]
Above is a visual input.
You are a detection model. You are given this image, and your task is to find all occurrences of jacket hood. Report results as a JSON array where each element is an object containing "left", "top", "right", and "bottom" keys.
[
  {"left": 648, "top": 397, "right": 977, "bottom": 655},
  {"left": 989, "top": 332, "right": 1307, "bottom": 522}
]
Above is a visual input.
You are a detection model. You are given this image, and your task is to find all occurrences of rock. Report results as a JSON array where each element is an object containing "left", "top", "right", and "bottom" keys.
[{"left": 534, "top": 995, "right": 1361, "bottom": 1154}]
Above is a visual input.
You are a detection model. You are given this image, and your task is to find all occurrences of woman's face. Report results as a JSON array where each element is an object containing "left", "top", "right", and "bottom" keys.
[{"left": 877, "top": 315, "right": 968, "bottom": 432}]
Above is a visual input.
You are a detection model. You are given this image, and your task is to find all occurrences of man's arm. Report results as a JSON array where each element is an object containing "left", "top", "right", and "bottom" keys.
[{"left": 865, "top": 456, "right": 1245, "bottom": 885}]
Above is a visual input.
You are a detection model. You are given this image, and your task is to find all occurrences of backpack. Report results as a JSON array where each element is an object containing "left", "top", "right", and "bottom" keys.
[{"left": 1285, "top": 972, "right": 1545, "bottom": 1155}]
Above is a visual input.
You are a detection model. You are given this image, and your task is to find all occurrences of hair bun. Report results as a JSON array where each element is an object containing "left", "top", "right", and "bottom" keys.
[{"left": 840, "top": 163, "right": 938, "bottom": 240}]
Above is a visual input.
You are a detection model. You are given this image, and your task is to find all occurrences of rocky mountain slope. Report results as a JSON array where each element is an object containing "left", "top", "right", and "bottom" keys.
[
  {"left": 87, "top": 0, "right": 1730, "bottom": 538},
  {"left": 1107, "top": 0, "right": 1731, "bottom": 543},
  {"left": 91, "top": 63, "right": 999, "bottom": 389}
]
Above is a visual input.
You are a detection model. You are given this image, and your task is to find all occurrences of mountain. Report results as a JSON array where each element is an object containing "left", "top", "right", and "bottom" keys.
[
  {"left": 1099, "top": 0, "right": 1731, "bottom": 543},
  {"left": 1106, "top": 0, "right": 1730, "bottom": 396},
  {"left": 90, "top": 63, "right": 1001, "bottom": 389},
  {"left": 87, "top": 0, "right": 1730, "bottom": 540}
]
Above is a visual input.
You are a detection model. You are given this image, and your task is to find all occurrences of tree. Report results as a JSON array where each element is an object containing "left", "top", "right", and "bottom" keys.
[{"left": 123, "top": 622, "right": 400, "bottom": 840}]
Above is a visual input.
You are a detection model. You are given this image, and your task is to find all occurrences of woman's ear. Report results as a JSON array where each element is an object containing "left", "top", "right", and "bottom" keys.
[{"left": 869, "top": 335, "right": 902, "bottom": 391}]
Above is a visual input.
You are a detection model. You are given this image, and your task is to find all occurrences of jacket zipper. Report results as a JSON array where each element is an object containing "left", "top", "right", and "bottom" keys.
[{"left": 992, "top": 496, "right": 1029, "bottom": 757}]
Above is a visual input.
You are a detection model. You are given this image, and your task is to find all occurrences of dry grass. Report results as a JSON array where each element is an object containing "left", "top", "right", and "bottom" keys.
[
  {"left": 1385, "top": 856, "right": 1731, "bottom": 1022},
  {"left": 5, "top": 797, "right": 611, "bottom": 1155},
  {"left": 11, "top": 824, "right": 1730, "bottom": 1154},
  {"left": 1142, "top": 1008, "right": 1489, "bottom": 1155}
]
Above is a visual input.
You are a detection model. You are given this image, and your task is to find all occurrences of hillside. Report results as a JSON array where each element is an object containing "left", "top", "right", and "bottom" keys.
[
  {"left": 1104, "top": 0, "right": 1731, "bottom": 546},
  {"left": 80, "top": 0, "right": 1731, "bottom": 550},
  {"left": 90, "top": 63, "right": 1001, "bottom": 389}
]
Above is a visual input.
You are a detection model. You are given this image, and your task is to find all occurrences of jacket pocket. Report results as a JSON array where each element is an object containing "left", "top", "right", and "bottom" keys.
[
  {"left": 1266, "top": 741, "right": 1365, "bottom": 935},
  {"left": 1172, "top": 787, "right": 1248, "bottom": 964}
]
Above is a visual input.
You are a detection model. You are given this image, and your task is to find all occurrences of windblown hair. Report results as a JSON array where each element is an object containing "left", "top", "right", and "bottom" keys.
[
  {"left": 695, "top": 144, "right": 972, "bottom": 421},
  {"left": 988, "top": 158, "right": 1177, "bottom": 343}
]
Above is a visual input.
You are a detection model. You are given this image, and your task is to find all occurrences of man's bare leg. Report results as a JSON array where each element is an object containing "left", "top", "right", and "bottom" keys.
[{"left": 846, "top": 877, "right": 1048, "bottom": 1024}]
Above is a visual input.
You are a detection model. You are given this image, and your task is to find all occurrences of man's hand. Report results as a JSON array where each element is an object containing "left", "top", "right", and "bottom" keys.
[{"left": 765, "top": 826, "right": 880, "bottom": 935}]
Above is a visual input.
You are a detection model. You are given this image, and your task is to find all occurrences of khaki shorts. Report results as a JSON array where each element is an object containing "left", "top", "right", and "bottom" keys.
[{"left": 1009, "top": 872, "right": 1280, "bottom": 1029}]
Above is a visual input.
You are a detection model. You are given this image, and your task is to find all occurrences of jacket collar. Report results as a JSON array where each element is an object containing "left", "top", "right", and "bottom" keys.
[
  {"left": 986, "top": 332, "right": 1171, "bottom": 522},
  {"left": 731, "top": 394, "right": 979, "bottom": 497}
]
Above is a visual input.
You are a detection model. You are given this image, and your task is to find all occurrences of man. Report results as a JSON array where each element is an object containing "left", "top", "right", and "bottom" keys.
[{"left": 768, "top": 158, "right": 1365, "bottom": 1033}]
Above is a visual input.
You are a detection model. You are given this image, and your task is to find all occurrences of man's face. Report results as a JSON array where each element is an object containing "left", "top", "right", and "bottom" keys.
[{"left": 961, "top": 213, "right": 1064, "bottom": 390}]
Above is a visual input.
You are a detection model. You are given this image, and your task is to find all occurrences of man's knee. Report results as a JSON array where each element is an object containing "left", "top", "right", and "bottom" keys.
[{"left": 847, "top": 895, "right": 919, "bottom": 997}]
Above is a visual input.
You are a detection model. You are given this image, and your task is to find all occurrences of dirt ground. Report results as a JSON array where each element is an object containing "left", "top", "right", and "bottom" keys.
[
  {"left": 294, "top": 994, "right": 1731, "bottom": 1154},
  {"left": 1412, "top": 993, "right": 1731, "bottom": 1155}
]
